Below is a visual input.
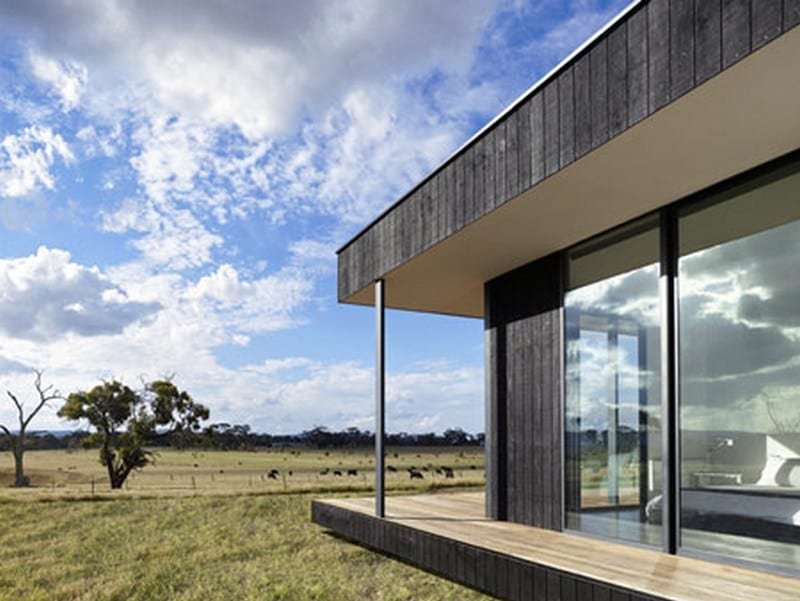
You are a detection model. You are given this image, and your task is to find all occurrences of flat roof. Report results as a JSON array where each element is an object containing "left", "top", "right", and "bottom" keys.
[{"left": 336, "top": 0, "right": 643, "bottom": 255}]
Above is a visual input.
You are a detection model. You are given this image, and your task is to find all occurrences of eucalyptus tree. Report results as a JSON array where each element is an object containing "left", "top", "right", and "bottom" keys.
[{"left": 58, "top": 379, "right": 208, "bottom": 489}]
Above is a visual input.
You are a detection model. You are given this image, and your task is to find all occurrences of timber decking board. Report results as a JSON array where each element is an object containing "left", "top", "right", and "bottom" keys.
[{"left": 312, "top": 492, "right": 800, "bottom": 601}]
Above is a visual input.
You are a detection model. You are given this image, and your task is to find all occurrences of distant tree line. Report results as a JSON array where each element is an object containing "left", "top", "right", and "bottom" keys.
[
  {"left": 298, "top": 426, "right": 484, "bottom": 449},
  {"left": 1, "top": 424, "right": 484, "bottom": 453}
]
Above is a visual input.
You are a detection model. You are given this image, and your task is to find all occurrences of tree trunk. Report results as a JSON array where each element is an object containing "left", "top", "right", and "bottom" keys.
[
  {"left": 13, "top": 444, "right": 28, "bottom": 487},
  {"left": 103, "top": 446, "right": 120, "bottom": 490}
]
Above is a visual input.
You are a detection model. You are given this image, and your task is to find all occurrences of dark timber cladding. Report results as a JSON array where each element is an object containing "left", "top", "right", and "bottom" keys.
[
  {"left": 337, "top": 1, "right": 800, "bottom": 302},
  {"left": 485, "top": 252, "right": 562, "bottom": 529}
]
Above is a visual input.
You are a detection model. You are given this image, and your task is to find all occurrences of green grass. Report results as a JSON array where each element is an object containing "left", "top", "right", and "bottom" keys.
[{"left": 0, "top": 448, "right": 489, "bottom": 600}]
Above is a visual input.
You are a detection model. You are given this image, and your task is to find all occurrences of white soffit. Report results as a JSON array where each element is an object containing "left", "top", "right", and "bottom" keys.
[{"left": 346, "top": 26, "right": 800, "bottom": 318}]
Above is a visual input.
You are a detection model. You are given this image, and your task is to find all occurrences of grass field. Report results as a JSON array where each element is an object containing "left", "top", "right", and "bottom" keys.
[
  {"left": 0, "top": 446, "right": 484, "bottom": 497},
  {"left": 0, "top": 447, "right": 488, "bottom": 600}
]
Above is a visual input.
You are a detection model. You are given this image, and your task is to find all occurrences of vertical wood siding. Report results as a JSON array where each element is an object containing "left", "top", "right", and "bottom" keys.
[
  {"left": 485, "top": 252, "right": 563, "bottom": 530},
  {"left": 338, "top": 1, "right": 800, "bottom": 301}
]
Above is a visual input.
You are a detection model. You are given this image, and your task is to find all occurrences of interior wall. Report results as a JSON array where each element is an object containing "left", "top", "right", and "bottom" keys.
[{"left": 485, "top": 252, "right": 563, "bottom": 530}]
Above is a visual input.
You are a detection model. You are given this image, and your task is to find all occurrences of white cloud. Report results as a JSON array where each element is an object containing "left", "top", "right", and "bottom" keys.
[
  {"left": 2, "top": 0, "right": 495, "bottom": 139},
  {"left": 219, "top": 358, "right": 484, "bottom": 434},
  {"left": 0, "top": 126, "right": 74, "bottom": 198},
  {"left": 101, "top": 197, "right": 223, "bottom": 269},
  {"left": 28, "top": 52, "right": 88, "bottom": 111},
  {"left": 0, "top": 246, "right": 160, "bottom": 341},
  {"left": 76, "top": 123, "right": 123, "bottom": 158},
  {"left": 129, "top": 116, "right": 211, "bottom": 204},
  {"left": 188, "top": 263, "right": 313, "bottom": 335}
]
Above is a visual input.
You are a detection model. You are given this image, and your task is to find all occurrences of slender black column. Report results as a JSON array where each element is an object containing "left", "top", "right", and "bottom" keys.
[
  {"left": 375, "top": 279, "right": 385, "bottom": 518},
  {"left": 660, "top": 208, "right": 679, "bottom": 554}
]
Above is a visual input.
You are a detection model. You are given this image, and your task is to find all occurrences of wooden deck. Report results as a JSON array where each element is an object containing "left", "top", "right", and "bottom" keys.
[{"left": 312, "top": 491, "right": 799, "bottom": 601}]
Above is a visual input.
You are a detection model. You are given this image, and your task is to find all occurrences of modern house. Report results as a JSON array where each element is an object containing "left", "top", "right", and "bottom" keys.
[{"left": 312, "top": 1, "right": 800, "bottom": 599}]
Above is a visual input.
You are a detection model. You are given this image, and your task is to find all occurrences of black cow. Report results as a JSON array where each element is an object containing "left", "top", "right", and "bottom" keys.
[{"left": 409, "top": 468, "right": 424, "bottom": 480}]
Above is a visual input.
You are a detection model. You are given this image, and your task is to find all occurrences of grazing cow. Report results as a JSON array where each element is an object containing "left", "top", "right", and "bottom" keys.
[
  {"left": 320, "top": 468, "right": 329, "bottom": 475},
  {"left": 288, "top": 470, "right": 293, "bottom": 476},
  {"left": 444, "top": 468, "right": 454, "bottom": 479},
  {"left": 387, "top": 465, "right": 398, "bottom": 472},
  {"left": 333, "top": 470, "right": 343, "bottom": 477},
  {"left": 408, "top": 468, "right": 424, "bottom": 480},
  {"left": 347, "top": 469, "right": 358, "bottom": 476},
  {"left": 267, "top": 471, "right": 278, "bottom": 480}
]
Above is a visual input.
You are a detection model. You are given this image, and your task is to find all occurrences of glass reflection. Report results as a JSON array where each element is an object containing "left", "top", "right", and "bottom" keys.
[
  {"left": 565, "top": 218, "right": 662, "bottom": 546},
  {"left": 678, "top": 166, "right": 800, "bottom": 571}
]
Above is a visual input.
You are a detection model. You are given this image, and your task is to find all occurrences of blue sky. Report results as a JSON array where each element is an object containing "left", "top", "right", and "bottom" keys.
[{"left": 0, "top": 0, "right": 630, "bottom": 434}]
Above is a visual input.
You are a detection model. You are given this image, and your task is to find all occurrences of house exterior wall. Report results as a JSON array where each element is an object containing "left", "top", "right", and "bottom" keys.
[
  {"left": 338, "top": 0, "right": 800, "bottom": 304},
  {"left": 485, "top": 253, "right": 563, "bottom": 529}
]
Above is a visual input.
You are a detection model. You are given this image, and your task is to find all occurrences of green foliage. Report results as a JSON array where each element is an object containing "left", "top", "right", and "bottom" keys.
[{"left": 57, "top": 380, "right": 209, "bottom": 489}]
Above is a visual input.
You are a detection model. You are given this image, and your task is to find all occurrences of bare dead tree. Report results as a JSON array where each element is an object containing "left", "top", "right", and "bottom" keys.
[
  {"left": 764, "top": 392, "right": 800, "bottom": 435},
  {"left": 0, "top": 370, "right": 62, "bottom": 487}
]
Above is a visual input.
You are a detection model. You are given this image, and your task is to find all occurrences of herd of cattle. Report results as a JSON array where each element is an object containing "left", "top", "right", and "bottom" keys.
[{"left": 260, "top": 464, "right": 475, "bottom": 480}]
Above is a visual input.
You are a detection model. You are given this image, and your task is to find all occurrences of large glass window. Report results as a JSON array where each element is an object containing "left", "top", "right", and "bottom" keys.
[
  {"left": 678, "top": 164, "right": 800, "bottom": 571},
  {"left": 565, "top": 216, "right": 662, "bottom": 546}
]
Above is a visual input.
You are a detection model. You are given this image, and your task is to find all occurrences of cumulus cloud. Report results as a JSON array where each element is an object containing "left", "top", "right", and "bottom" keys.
[
  {"left": 225, "top": 358, "right": 484, "bottom": 434},
  {"left": 0, "top": 247, "right": 160, "bottom": 340},
  {"left": 188, "top": 263, "right": 313, "bottom": 334},
  {"left": 0, "top": 0, "right": 495, "bottom": 139},
  {"left": 0, "top": 126, "right": 74, "bottom": 198}
]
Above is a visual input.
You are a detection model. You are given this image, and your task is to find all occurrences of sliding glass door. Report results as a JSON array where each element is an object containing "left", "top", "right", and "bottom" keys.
[{"left": 564, "top": 216, "right": 663, "bottom": 546}]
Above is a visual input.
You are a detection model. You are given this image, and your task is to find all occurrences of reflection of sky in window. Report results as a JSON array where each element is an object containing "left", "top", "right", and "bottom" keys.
[
  {"left": 566, "top": 263, "right": 659, "bottom": 432},
  {"left": 567, "top": 264, "right": 660, "bottom": 327},
  {"left": 680, "top": 218, "right": 800, "bottom": 433}
]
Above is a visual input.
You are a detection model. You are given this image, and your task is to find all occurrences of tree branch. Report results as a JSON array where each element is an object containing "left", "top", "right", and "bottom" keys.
[
  {"left": 20, "top": 369, "right": 62, "bottom": 431},
  {"left": 6, "top": 390, "right": 24, "bottom": 428}
]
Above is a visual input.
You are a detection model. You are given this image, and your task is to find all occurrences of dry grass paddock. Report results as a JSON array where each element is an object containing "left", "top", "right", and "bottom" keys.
[
  {"left": 0, "top": 446, "right": 484, "bottom": 498},
  {"left": 0, "top": 446, "right": 488, "bottom": 600}
]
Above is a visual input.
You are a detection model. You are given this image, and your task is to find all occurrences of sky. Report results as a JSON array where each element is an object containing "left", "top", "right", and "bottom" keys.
[{"left": 0, "top": 0, "right": 632, "bottom": 435}]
